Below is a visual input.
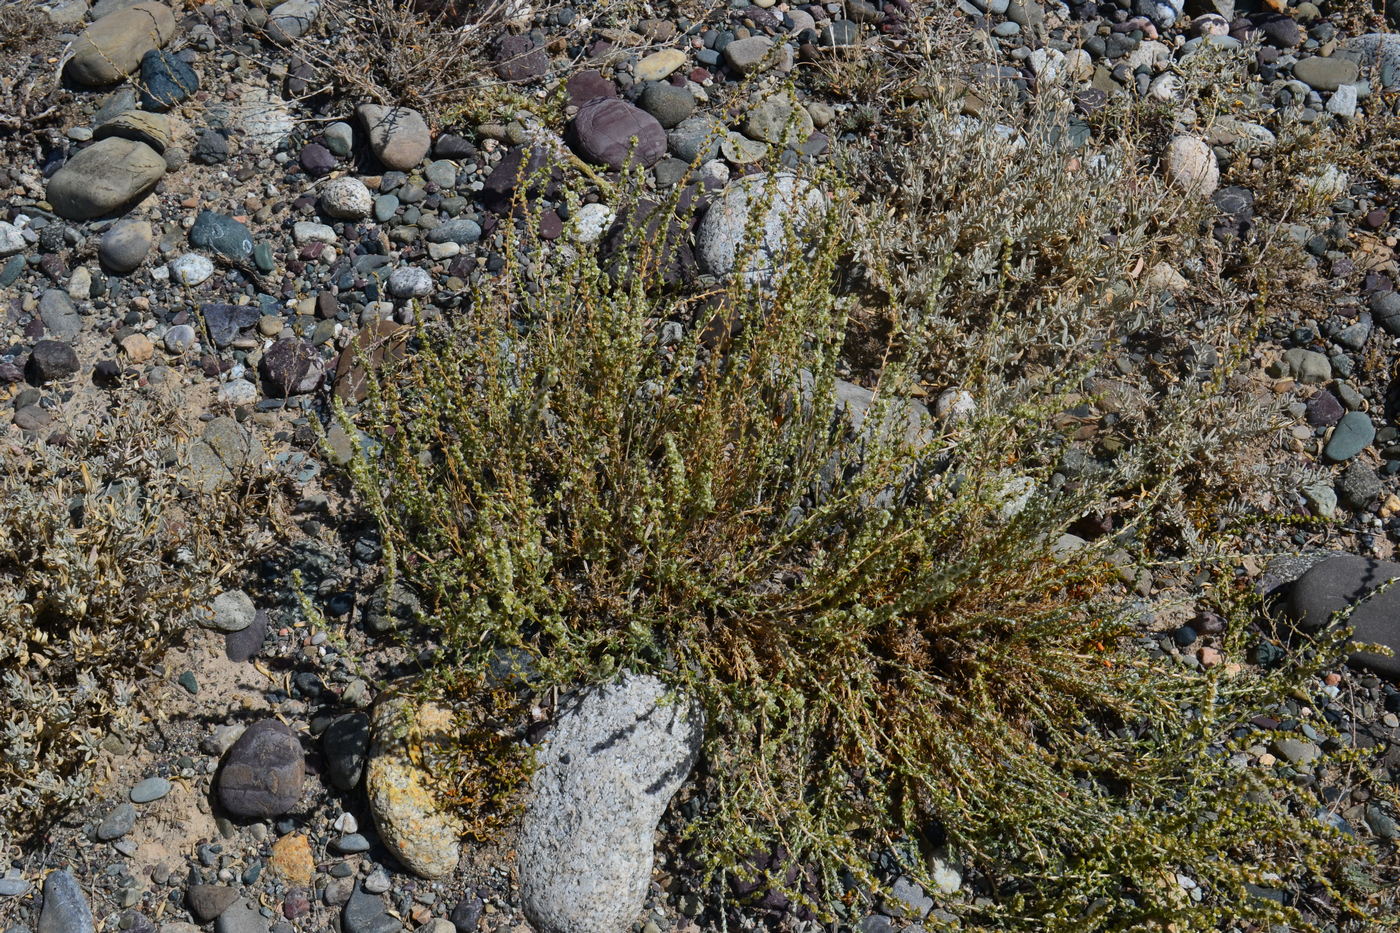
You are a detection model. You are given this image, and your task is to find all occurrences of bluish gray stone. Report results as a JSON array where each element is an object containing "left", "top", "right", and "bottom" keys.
[
  {"left": 341, "top": 882, "right": 401, "bottom": 933},
  {"left": 97, "top": 802, "right": 137, "bottom": 840},
  {"left": 138, "top": 49, "right": 199, "bottom": 111},
  {"left": 189, "top": 211, "right": 254, "bottom": 262},
  {"left": 373, "top": 195, "right": 399, "bottom": 223},
  {"left": 215, "top": 898, "right": 270, "bottom": 933},
  {"left": 129, "top": 777, "right": 171, "bottom": 803},
  {"left": 39, "top": 870, "right": 94, "bottom": 933},
  {"left": 39, "top": 289, "right": 81, "bottom": 340},
  {"left": 1324, "top": 411, "right": 1374, "bottom": 462},
  {"left": 1284, "top": 553, "right": 1400, "bottom": 678},
  {"left": 424, "top": 219, "right": 480, "bottom": 245},
  {"left": 323, "top": 712, "right": 370, "bottom": 791}
]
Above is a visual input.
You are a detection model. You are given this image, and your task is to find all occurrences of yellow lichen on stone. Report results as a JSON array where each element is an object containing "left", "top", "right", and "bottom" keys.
[
  {"left": 268, "top": 832, "right": 314, "bottom": 886},
  {"left": 366, "top": 694, "right": 465, "bottom": 879}
]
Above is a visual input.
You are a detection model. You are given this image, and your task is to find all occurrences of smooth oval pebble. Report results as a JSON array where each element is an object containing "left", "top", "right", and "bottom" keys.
[
  {"left": 0, "top": 877, "right": 31, "bottom": 897},
  {"left": 130, "top": 776, "right": 172, "bottom": 802},
  {"left": 332, "top": 833, "right": 371, "bottom": 854}
]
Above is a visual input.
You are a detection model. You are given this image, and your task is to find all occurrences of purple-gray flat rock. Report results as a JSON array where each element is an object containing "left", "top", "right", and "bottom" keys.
[
  {"left": 201, "top": 303, "right": 262, "bottom": 349},
  {"left": 217, "top": 719, "right": 304, "bottom": 818},
  {"left": 568, "top": 99, "right": 666, "bottom": 170}
]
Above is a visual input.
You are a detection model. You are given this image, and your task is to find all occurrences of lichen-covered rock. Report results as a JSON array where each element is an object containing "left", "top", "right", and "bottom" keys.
[
  {"left": 366, "top": 693, "right": 465, "bottom": 879},
  {"left": 518, "top": 673, "right": 702, "bottom": 933}
]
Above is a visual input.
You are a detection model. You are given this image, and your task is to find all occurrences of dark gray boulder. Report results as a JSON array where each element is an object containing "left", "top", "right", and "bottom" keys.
[{"left": 1283, "top": 554, "right": 1400, "bottom": 678}]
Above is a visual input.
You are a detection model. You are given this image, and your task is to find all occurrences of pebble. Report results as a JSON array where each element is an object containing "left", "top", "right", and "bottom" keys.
[
  {"left": 636, "top": 49, "right": 687, "bottom": 82},
  {"left": 424, "top": 218, "right": 481, "bottom": 245},
  {"left": 570, "top": 202, "right": 614, "bottom": 243},
  {"left": 723, "top": 36, "right": 775, "bottom": 74},
  {"left": 97, "top": 802, "right": 137, "bottom": 840},
  {"left": 261, "top": 338, "right": 324, "bottom": 396},
  {"left": 46, "top": 137, "right": 165, "bottom": 220},
  {"left": 28, "top": 340, "right": 81, "bottom": 384},
  {"left": 138, "top": 49, "right": 199, "bottom": 111},
  {"left": 569, "top": 98, "right": 667, "bottom": 170},
  {"left": 341, "top": 881, "right": 401, "bottom": 933},
  {"left": 0, "top": 875, "right": 30, "bottom": 897},
  {"left": 205, "top": 590, "right": 256, "bottom": 632},
  {"left": 216, "top": 719, "right": 305, "bottom": 818},
  {"left": 266, "top": 0, "right": 322, "bottom": 42},
  {"left": 187, "top": 885, "right": 239, "bottom": 922},
  {"left": 362, "top": 866, "right": 391, "bottom": 894},
  {"left": 0, "top": 221, "right": 25, "bottom": 256},
  {"left": 373, "top": 195, "right": 400, "bottom": 223},
  {"left": 386, "top": 266, "right": 432, "bottom": 299},
  {"left": 129, "top": 777, "right": 172, "bottom": 802},
  {"left": 99, "top": 220, "right": 154, "bottom": 273},
  {"left": 300, "top": 143, "right": 337, "bottom": 177},
  {"left": 189, "top": 211, "right": 255, "bottom": 263},
  {"left": 321, "top": 177, "right": 373, "bottom": 220},
  {"left": 1272, "top": 737, "right": 1321, "bottom": 765},
  {"left": 293, "top": 221, "right": 337, "bottom": 245},
  {"left": 39, "top": 870, "right": 94, "bottom": 933},
  {"left": 322, "top": 712, "right": 371, "bottom": 791},
  {"left": 215, "top": 898, "right": 271, "bottom": 933},
  {"left": 164, "top": 323, "right": 197, "bottom": 353},
  {"left": 1163, "top": 135, "right": 1219, "bottom": 197},
  {"left": 1325, "top": 411, "right": 1375, "bottom": 462},
  {"left": 637, "top": 82, "right": 695, "bottom": 130},
  {"left": 66, "top": 2, "right": 177, "bottom": 86},
  {"left": 324, "top": 122, "right": 354, "bottom": 156},
  {"left": 332, "top": 833, "right": 371, "bottom": 854},
  {"left": 40, "top": 289, "right": 81, "bottom": 340},
  {"left": 1293, "top": 55, "right": 1360, "bottom": 91},
  {"left": 667, "top": 114, "right": 725, "bottom": 163},
  {"left": 742, "top": 92, "right": 814, "bottom": 145},
  {"left": 424, "top": 160, "right": 457, "bottom": 188},
  {"left": 357, "top": 104, "right": 431, "bottom": 171},
  {"left": 695, "top": 172, "right": 825, "bottom": 284},
  {"left": 365, "top": 695, "right": 464, "bottom": 879}
]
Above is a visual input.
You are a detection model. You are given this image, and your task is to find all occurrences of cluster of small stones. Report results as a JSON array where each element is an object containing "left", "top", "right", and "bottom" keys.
[{"left": 4, "top": 0, "right": 1400, "bottom": 930}]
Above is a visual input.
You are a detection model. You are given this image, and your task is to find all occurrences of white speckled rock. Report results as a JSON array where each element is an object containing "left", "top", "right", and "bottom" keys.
[
  {"left": 0, "top": 221, "right": 25, "bottom": 256},
  {"left": 570, "top": 203, "right": 614, "bottom": 243},
  {"left": 1163, "top": 135, "right": 1218, "bottom": 197},
  {"left": 320, "top": 177, "right": 373, "bottom": 220},
  {"left": 365, "top": 694, "right": 465, "bottom": 879},
  {"left": 695, "top": 172, "right": 826, "bottom": 286},
  {"left": 518, "top": 673, "right": 702, "bottom": 933},
  {"left": 170, "top": 253, "right": 215, "bottom": 286},
  {"left": 387, "top": 266, "right": 432, "bottom": 299}
]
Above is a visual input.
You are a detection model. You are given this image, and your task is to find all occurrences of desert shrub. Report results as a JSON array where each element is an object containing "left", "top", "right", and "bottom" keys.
[
  {"left": 0, "top": 394, "right": 250, "bottom": 844},
  {"left": 295, "top": 0, "right": 551, "bottom": 128},
  {"left": 334, "top": 86, "right": 1390, "bottom": 925}
]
